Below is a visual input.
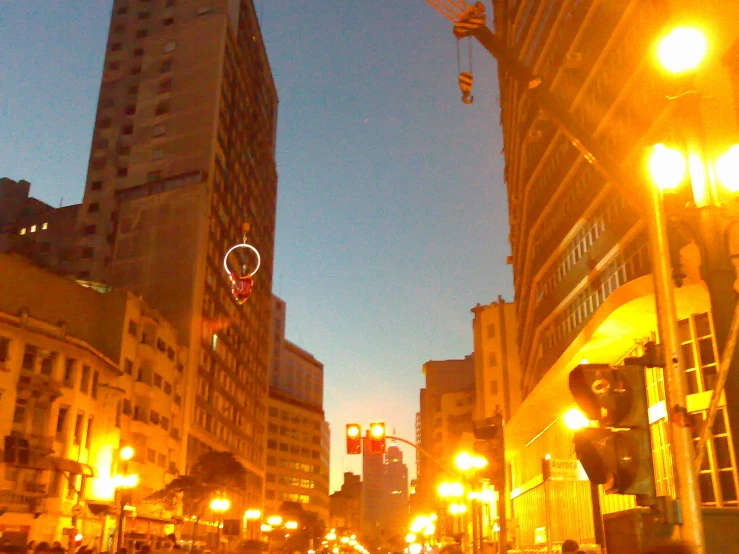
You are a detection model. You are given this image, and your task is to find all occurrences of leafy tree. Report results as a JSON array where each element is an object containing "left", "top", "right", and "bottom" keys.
[{"left": 148, "top": 450, "right": 248, "bottom": 540}]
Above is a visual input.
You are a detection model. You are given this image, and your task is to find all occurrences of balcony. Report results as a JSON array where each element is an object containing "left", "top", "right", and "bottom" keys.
[
  {"left": 0, "top": 488, "right": 45, "bottom": 514},
  {"left": 16, "top": 374, "right": 62, "bottom": 404}
]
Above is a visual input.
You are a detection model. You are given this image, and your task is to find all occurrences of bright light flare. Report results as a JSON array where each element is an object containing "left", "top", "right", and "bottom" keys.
[
  {"left": 563, "top": 408, "right": 590, "bottom": 431},
  {"left": 267, "top": 515, "right": 283, "bottom": 526},
  {"left": 210, "top": 498, "right": 231, "bottom": 512},
  {"left": 119, "top": 446, "right": 135, "bottom": 461},
  {"left": 437, "top": 482, "right": 464, "bottom": 498},
  {"left": 449, "top": 503, "right": 467, "bottom": 515},
  {"left": 717, "top": 145, "right": 739, "bottom": 192},
  {"left": 657, "top": 27, "right": 708, "bottom": 74},
  {"left": 370, "top": 422, "right": 386, "bottom": 439},
  {"left": 649, "top": 144, "right": 686, "bottom": 190}
]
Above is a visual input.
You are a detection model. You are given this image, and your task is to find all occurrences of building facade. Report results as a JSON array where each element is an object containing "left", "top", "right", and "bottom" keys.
[
  {"left": 471, "top": 296, "right": 522, "bottom": 422},
  {"left": 0, "top": 254, "right": 186, "bottom": 548},
  {"left": 415, "top": 356, "right": 475, "bottom": 513},
  {"left": 379, "top": 444, "right": 409, "bottom": 548},
  {"left": 264, "top": 296, "right": 330, "bottom": 524},
  {"left": 491, "top": 0, "right": 739, "bottom": 549},
  {"left": 329, "top": 472, "right": 362, "bottom": 532},
  {"left": 73, "top": 0, "right": 279, "bottom": 510},
  {"left": 0, "top": 178, "right": 79, "bottom": 275}
]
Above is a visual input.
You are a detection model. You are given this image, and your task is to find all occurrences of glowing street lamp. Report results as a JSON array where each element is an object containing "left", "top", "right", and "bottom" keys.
[
  {"left": 267, "top": 515, "right": 283, "bottom": 527},
  {"left": 454, "top": 451, "right": 488, "bottom": 472},
  {"left": 210, "top": 498, "right": 231, "bottom": 552},
  {"left": 716, "top": 145, "right": 739, "bottom": 192},
  {"left": 563, "top": 408, "right": 590, "bottom": 431},
  {"left": 656, "top": 26, "right": 708, "bottom": 74},
  {"left": 437, "top": 481, "right": 464, "bottom": 498},
  {"left": 285, "top": 521, "right": 299, "bottom": 530},
  {"left": 119, "top": 446, "right": 135, "bottom": 461},
  {"left": 648, "top": 144, "right": 687, "bottom": 191}
]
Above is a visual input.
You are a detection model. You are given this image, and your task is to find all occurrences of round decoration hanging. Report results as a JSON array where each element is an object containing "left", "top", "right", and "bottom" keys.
[{"left": 223, "top": 225, "right": 260, "bottom": 305}]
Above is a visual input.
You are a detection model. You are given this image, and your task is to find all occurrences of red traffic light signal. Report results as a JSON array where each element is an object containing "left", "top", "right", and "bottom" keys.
[
  {"left": 346, "top": 424, "right": 362, "bottom": 454},
  {"left": 369, "top": 422, "right": 386, "bottom": 454},
  {"left": 569, "top": 364, "right": 655, "bottom": 496}
]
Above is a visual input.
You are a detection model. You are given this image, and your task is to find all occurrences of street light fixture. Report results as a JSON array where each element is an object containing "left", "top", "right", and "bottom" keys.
[
  {"left": 114, "top": 447, "right": 139, "bottom": 554},
  {"left": 656, "top": 26, "right": 708, "bottom": 74},
  {"left": 562, "top": 408, "right": 590, "bottom": 431},
  {"left": 648, "top": 144, "right": 687, "bottom": 191},
  {"left": 210, "top": 497, "right": 230, "bottom": 552},
  {"left": 437, "top": 482, "right": 464, "bottom": 498},
  {"left": 454, "top": 451, "right": 487, "bottom": 471}
]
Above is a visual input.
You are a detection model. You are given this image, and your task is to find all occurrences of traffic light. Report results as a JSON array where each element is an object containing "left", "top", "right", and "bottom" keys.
[
  {"left": 569, "top": 363, "right": 656, "bottom": 497},
  {"left": 369, "top": 422, "right": 387, "bottom": 454},
  {"left": 346, "top": 423, "right": 362, "bottom": 454}
]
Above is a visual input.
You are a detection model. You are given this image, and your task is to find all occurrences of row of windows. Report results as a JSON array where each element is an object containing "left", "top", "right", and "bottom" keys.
[
  {"left": 266, "top": 440, "right": 321, "bottom": 459},
  {"left": 267, "top": 407, "right": 322, "bottom": 429},
  {"left": 265, "top": 473, "right": 316, "bottom": 489},
  {"left": 266, "top": 456, "right": 319, "bottom": 474},
  {"left": 18, "top": 222, "right": 49, "bottom": 235},
  {"left": 266, "top": 423, "right": 321, "bottom": 445}
]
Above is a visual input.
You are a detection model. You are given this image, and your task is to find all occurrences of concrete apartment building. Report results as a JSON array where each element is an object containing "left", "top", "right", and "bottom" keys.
[
  {"left": 379, "top": 444, "right": 409, "bottom": 548},
  {"left": 414, "top": 356, "right": 475, "bottom": 513},
  {"left": 0, "top": 178, "right": 79, "bottom": 275},
  {"left": 0, "top": 254, "right": 186, "bottom": 548},
  {"left": 471, "top": 296, "right": 522, "bottom": 422},
  {"left": 264, "top": 296, "right": 330, "bottom": 524},
  {"left": 70, "top": 0, "right": 279, "bottom": 513},
  {"left": 491, "top": 0, "right": 739, "bottom": 549}
]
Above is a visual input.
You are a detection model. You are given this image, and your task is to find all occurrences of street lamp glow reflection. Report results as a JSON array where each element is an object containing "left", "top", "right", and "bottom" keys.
[
  {"left": 210, "top": 498, "right": 231, "bottom": 512},
  {"left": 717, "top": 145, "right": 739, "bottom": 192},
  {"left": 563, "top": 408, "right": 590, "bottom": 431},
  {"left": 649, "top": 144, "right": 686, "bottom": 190},
  {"left": 657, "top": 27, "right": 708, "bottom": 74}
]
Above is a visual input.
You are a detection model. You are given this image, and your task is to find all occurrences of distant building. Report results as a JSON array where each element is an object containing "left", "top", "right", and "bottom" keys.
[
  {"left": 0, "top": 178, "right": 78, "bottom": 273},
  {"left": 0, "top": 253, "right": 186, "bottom": 547},
  {"left": 380, "top": 444, "right": 409, "bottom": 546},
  {"left": 414, "top": 356, "right": 475, "bottom": 513},
  {"left": 471, "top": 296, "right": 522, "bottom": 422},
  {"left": 360, "top": 432, "right": 385, "bottom": 543},
  {"left": 265, "top": 296, "right": 330, "bottom": 524},
  {"left": 329, "top": 472, "right": 362, "bottom": 532}
]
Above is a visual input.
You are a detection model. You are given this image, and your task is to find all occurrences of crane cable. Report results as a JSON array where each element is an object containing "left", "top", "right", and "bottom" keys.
[{"left": 457, "top": 36, "right": 474, "bottom": 104}]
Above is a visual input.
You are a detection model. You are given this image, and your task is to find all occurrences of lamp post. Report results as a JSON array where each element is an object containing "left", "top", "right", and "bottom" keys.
[
  {"left": 114, "top": 446, "right": 139, "bottom": 554},
  {"left": 244, "top": 509, "right": 261, "bottom": 540},
  {"left": 454, "top": 452, "right": 488, "bottom": 554},
  {"left": 210, "top": 497, "right": 231, "bottom": 552}
]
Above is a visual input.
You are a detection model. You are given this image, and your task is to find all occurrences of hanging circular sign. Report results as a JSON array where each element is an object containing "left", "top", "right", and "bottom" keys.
[{"left": 223, "top": 243, "right": 261, "bottom": 305}]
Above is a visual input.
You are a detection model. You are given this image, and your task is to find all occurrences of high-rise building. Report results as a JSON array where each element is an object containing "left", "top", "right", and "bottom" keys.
[
  {"left": 414, "top": 356, "right": 475, "bottom": 513},
  {"left": 360, "top": 432, "right": 385, "bottom": 544},
  {"left": 265, "top": 296, "right": 330, "bottom": 523},
  {"left": 471, "top": 296, "right": 522, "bottom": 422},
  {"left": 73, "top": 0, "right": 279, "bottom": 510},
  {"left": 492, "top": 0, "right": 739, "bottom": 549}
]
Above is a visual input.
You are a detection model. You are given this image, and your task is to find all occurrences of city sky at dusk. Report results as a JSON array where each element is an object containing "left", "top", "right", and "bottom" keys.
[{"left": 0, "top": 0, "right": 513, "bottom": 493}]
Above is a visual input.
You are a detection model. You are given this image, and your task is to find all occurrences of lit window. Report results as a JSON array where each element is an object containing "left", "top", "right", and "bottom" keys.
[
  {"left": 152, "top": 149, "right": 164, "bottom": 160},
  {"left": 212, "top": 334, "right": 218, "bottom": 351},
  {"left": 19, "top": 228, "right": 26, "bottom": 235},
  {"left": 164, "top": 41, "right": 177, "bottom": 53},
  {"left": 30, "top": 225, "right": 37, "bottom": 233},
  {"left": 42, "top": 222, "right": 48, "bottom": 230}
]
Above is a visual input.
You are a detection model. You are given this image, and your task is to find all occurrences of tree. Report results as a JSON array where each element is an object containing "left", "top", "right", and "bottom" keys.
[{"left": 148, "top": 450, "right": 248, "bottom": 541}]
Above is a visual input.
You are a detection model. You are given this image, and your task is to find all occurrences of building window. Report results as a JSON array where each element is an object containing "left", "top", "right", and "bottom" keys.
[
  {"left": 91, "top": 371, "right": 99, "bottom": 398},
  {"left": 154, "top": 102, "right": 169, "bottom": 116},
  {"left": 90, "top": 180, "right": 103, "bottom": 191},
  {"left": 40, "top": 354, "right": 54, "bottom": 375},
  {"left": 163, "top": 40, "right": 177, "bottom": 52},
  {"left": 117, "top": 146, "right": 131, "bottom": 156},
  {"left": 22, "top": 345, "right": 37, "bottom": 371},
  {"left": 114, "top": 24, "right": 125, "bottom": 33},
  {"left": 0, "top": 337, "right": 10, "bottom": 363},
  {"left": 73, "top": 414, "right": 84, "bottom": 445},
  {"left": 124, "top": 105, "right": 136, "bottom": 115},
  {"left": 124, "top": 359, "right": 133, "bottom": 374},
  {"left": 13, "top": 399, "right": 27, "bottom": 425},
  {"left": 128, "top": 320, "right": 138, "bottom": 336},
  {"left": 116, "top": 6, "right": 128, "bottom": 15},
  {"left": 81, "top": 247, "right": 94, "bottom": 258},
  {"left": 63, "top": 359, "right": 75, "bottom": 386},
  {"left": 160, "top": 60, "right": 173, "bottom": 73},
  {"left": 166, "top": 0, "right": 176, "bottom": 7},
  {"left": 56, "top": 406, "right": 69, "bottom": 436},
  {"left": 163, "top": 17, "right": 174, "bottom": 26},
  {"left": 130, "top": 66, "right": 141, "bottom": 76},
  {"left": 111, "top": 43, "right": 123, "bottom": 51},
  {"left": 153, "top": 373, "right": 162, "bottom": 388},
  {"left": 147, "top": 171, "right": 161, "bottom": 182},
  {"left": 80, "top": 365, "right": 91, "bottom": 393},
  {"left": 136, "top": 28, "right": 148, "bottom": 38},
  {"left": 84, "top": 225, "right": 96, "bottom": 236},
  {"left": 19, "top": 228, "right": 26, "bottom": 235},
  {"left": 163, "top": 381, "right": 172, "bottom": 394},
  {"left": 117, "top": 166, "right": 129, "bottom": 177},
  {"left": 30, "top": 225, "right": 37, "bottom": 233},
  {"left": 108, "top": 61, "right": 121, "bottom": 70},
  {"left": 138, "top": 11, "right": 150, "bottom": 20},
  {"left": 134, "top": 47, "right": 144, "bottom": 57},
  {"left": 88, "top": 202, "right": 100, "bottom": 213},
  {"left": 488, "top": 352, "right": 497, "bottom": 367},
  {"left": 42, "top": 222, "right": 48, "bottom": 230},
  {"left": 102, "top": 98, "right": 114, "bottom": 108},
  {"left": 212, "top": 334, "right": 218, "bottom": 351},
  {"left": 153, "top": 124, "right": 167, "bottom": 137},
  {"left": 85, "top": 417, "right": 94, "bottom": 448},
  {"left": 158, "top": 79, "right": 172, "bottom": 94}
]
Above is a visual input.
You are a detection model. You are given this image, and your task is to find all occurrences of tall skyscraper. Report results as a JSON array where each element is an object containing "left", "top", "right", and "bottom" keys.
[
  {"left": 75, "top": 0, "right": 278, "bottom": 509},
  {"left": 491, "top": 0, "right": 739, "bottom": 548},
  {"left": 380, "top": 444, "right": 409, "bottom": 546}
]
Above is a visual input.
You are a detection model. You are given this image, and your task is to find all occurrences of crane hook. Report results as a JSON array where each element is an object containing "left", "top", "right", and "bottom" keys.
[{"left": 459, "top": 71, "right": 474, "bottom": 105}]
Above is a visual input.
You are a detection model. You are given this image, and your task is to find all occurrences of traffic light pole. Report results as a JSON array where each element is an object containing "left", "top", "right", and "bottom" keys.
[{"left": 442, "top": 4, "right": 706, "bottom": 551}]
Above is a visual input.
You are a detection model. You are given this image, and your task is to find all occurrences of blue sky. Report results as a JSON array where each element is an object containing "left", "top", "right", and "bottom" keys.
[{"left": 0, "top": 0, "right": 513, "bottom": 492}]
